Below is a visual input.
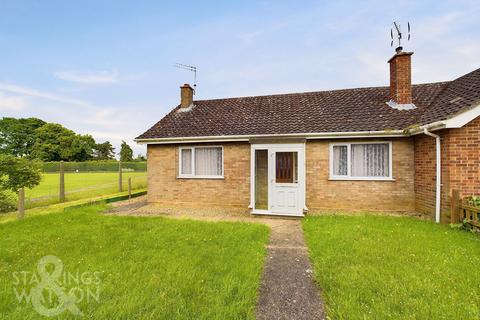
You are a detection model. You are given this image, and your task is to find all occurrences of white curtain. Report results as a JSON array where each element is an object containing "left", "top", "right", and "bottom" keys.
[
  {"left": 181, "top": 149, "right": 192, "bottom": 175},
  {"left": 351, "top": 144, "right": 389, "bottom": 177},
  {"left": 333, "top": 145, "right": 348, "bottom": 176},
  {"left": 195, "top": 147, "right": 222, "bottom": 176}
]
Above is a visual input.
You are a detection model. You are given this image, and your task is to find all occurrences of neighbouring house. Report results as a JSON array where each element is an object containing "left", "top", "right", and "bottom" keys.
[{"left": 136, "top": 47, "right": 480, "bottom": 223}]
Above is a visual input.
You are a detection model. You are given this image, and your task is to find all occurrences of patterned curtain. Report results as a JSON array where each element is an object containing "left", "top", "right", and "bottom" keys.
[
  {"left": 333, "top": 145, "right": 348, "bottom": 176},
  {"left": 351, "top": 144, "right": 389, "bottom": 177},
  {"left": 195, "top": 147, "right": 222, "bottom": 176},
  {"left": 181, "top": 149, "right": 192, "bottom": 174}
]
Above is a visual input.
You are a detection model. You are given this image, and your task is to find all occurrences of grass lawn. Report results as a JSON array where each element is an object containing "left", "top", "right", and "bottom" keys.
[
  {"left": 0, "top": 205, "right": 269, "bottom": 319},
  {"left": 303, "top": 215, "right": 480, "bottom": 319},
  {"left": 23, "top": 172, "right": 147, "bottom": 208}
]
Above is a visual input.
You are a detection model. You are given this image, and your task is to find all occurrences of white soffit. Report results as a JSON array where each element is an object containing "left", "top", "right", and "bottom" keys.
[{"left": 443, "top": 103, "right": 480, "bottom": 128}]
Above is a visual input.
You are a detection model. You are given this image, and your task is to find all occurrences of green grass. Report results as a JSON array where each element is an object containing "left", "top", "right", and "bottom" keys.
[
  {"left": 303, "top": 215, "right": 480, "bottom": 319},
  {"left": 0, "top": 189, "right": 145, "bottom": 224},
  {"left": 0, "top": 205, "right": 269, "bottom": 319},
  {"left": 23, "top": 172, "right": 147, "bottom": 208}
]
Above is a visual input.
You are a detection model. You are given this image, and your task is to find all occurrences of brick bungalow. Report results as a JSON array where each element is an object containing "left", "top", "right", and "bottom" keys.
[{"left": 136, "top": 47, "right": 480, "bottom": 223}]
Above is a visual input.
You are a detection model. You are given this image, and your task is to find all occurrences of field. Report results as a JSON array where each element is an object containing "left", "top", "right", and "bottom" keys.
[
  {"left": 0, "top": 204, "right": 269, "bottom": 319},
  {"left": 24, "top": 172, "right": 147, "bottom": 208},
  {"left": 303, "top": 215, "right": 480, "bottom": 319}
]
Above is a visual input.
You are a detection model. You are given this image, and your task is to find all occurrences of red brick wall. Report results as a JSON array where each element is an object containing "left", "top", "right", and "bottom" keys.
[
  {"left": 414, "top": 116, "right": 480, "bottom": 221},
  {"left": 414, "top": 134, "right": 437, "bottom": 216},
  {"left": 389, "top": 52, "right": 413, "bottom": 104},
  {"left": 443, "top": 117, "right": 480, "bottom": 197}
]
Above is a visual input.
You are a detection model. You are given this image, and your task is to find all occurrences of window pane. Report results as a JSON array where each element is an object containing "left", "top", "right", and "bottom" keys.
[
  {"left": 255, "top": 150, "right": 268, "bottom": 210},
  {"left": 332, "top": 146, "right": 348, "bottom": 176},
  {"left": 181, "top": 149, "right": 192, "bottom": 175},
  {"left": 351, "top": 144, "right": 389, "bottom": 177},
  {"left": 195, "top": 147, "right": 222, "bottom": 176},
  {"left": 275, "top": 152, "right": 298, "bottom": 183}
]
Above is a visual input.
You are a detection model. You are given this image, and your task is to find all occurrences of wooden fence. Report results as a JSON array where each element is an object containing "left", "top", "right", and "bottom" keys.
[
  {"left": 451, "top": 189, "right": 480, "bottom": 228},
  {"left": 16, "top": 161, "right": 138, "bottom": 220}
]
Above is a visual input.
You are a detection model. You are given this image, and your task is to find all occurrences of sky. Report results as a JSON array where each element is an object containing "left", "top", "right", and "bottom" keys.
[{"left": 0, "top": 0, "right": 479, "bottom": 156}]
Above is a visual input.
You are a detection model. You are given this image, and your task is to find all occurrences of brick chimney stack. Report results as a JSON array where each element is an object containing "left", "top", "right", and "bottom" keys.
[
  {"left": 180, "top": 84, "right": 194, "bottom": 108},
  {"left": 388, "top": 47, "right": 413, "bottom": 104}
]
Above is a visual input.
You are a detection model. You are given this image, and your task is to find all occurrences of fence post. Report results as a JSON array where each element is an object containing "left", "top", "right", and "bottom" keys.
[
  {"left": 59, "top": 161, "right": 65, "bottom": 202},
  {"left": 451, "top": 189, "right": 460, "bottom": 224},
  {"left": 118, "top": 161, "right": 123, "bottom": 192},
  {"left": 128, "top": 177, "right": 132, "bottom": 199},
  {"left": 18, "top": 188, "right": 25, "bottom": 220}
]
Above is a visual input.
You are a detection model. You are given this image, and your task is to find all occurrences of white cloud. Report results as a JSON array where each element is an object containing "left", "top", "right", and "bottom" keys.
[
  {"left": 0, "top": 83, "right": 89, "bottom": 106},
  {"left": 54, "top": 69, "right": 120, "bottom": 84},
  {"left": 0, "top": 92, "right": 28, "bottom": 111}
]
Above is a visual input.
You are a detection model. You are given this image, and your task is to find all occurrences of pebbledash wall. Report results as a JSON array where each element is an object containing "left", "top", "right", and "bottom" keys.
[
  {"left": 414, "top": 116, "right": 480, "bottom": 222},
  {"left": 147, "top": 138, "right": 415, "bottom": 213}
]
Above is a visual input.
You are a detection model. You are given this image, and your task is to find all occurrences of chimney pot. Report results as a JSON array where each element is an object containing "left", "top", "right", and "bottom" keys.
[
  {"left": 180, "top": 84, "right": 194, "bottom": 108},
  {"left": 388, "top": 50, "right": 413, "bottom": 104}
]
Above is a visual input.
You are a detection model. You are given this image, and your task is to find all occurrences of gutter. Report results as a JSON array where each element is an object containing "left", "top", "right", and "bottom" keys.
[
  {"left": 423, "top": 128, "right": 441, "bottom": 223},
  {"left": 407, "top": 122, "right": 446, "bottom": 135},
  {"left": 135, "top": 130, "right": 407, "bottom": 144}
]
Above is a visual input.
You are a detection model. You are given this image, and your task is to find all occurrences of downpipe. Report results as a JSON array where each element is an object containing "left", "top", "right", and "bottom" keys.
[{"left": 423, "top": 129, "right": 441, "bottom": 223}]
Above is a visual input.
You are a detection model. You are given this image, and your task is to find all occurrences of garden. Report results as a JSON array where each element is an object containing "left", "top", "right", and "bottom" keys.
[
  {"left": 303, "top": 215, "right": 480, "bottom": 319},
  {"left": 0, "top": 204, "right": 269, "bottom": 319},
  {"left": 0, "top": 200, "right": 479, "bottom": 318}
]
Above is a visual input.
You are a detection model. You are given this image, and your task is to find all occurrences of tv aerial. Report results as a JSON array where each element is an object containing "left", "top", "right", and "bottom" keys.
[
  {"left": 175, "top": 63, "right": 197, "bottom": 93},
  {"left": 390, "top": 21, "right": 410, "bottom": 52}
]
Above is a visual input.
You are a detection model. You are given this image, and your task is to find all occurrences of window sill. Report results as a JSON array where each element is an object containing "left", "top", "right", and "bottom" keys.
[
  {"left": 177, "top": 176, "right": 224, "bottom": 180},
  {"left": 329, "top": 177, "right": 395, "bottom": 182}
]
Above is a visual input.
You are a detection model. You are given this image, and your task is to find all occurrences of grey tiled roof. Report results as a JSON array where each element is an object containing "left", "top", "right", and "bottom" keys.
[
  {"left": 418, "top": 68, "right": 480, "bottom": 124},
  {"left": 137, "top": 67, "right": 480, "bottom": 140}
]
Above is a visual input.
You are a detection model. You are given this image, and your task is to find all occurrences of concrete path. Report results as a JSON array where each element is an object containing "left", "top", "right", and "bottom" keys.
[
  {"left": 107, "top": 198, "right": 326, "bottom": 319},
  {"left": 256, "top": 220, "right": 326, "bottom": 320}
]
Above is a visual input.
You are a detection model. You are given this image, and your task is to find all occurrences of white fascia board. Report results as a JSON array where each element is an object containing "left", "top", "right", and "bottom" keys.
[{"left": 135, "top": 130, "right": 407, "bottom": 145}]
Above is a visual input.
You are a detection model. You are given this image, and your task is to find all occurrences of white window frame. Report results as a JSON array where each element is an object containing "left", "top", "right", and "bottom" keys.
[
  {"left": 178, "top": 146, "right": 224, "bottom": 179},
  {"left": 329, "top": 141, "right": 394, "bottom": 181}
]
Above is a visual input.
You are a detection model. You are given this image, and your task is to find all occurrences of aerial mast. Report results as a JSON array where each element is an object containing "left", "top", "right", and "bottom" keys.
[
  {"left": 175, "top": 63, "right": 197, "bottom": 94},
  {"left": 390, "top": 21, "right": 411, "bottom": 52}
]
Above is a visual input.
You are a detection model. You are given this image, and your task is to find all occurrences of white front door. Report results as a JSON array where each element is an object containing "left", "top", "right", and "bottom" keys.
[{"left": 251, "top": 143, "right": 306, "bottom": 216}]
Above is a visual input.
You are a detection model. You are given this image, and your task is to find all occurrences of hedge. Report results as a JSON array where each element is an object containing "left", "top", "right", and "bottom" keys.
[{"left": 41, "top": 161, "right": 146, "bottom": 173}]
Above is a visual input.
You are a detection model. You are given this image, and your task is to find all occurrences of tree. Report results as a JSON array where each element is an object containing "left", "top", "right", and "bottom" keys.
[
  {"left": 136, "top": 154, "right": 146, "bottom": 161},
  {"left": 31, "top": 123, "right": 75, "bottom": 161},
  {"left": 31, "top": 123, "right": 95, "bottom": 161},
  {"left": 0, "top": 154, "right": 42, "bottom": 191},
  {"left": 0, "top": 154, "right": 42, "bottom": 216},
  {"left": 0, "top": 117, "right": 46, "bottom": 157},
  {"left": 119, "top": 141, "right": 134, "bottom": 162},
  {"left": 63, "top": 134, "right": 96, "bottom": 161},
  {"left": 93, "top": 141, "right": 115, "bottom": 160}
]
